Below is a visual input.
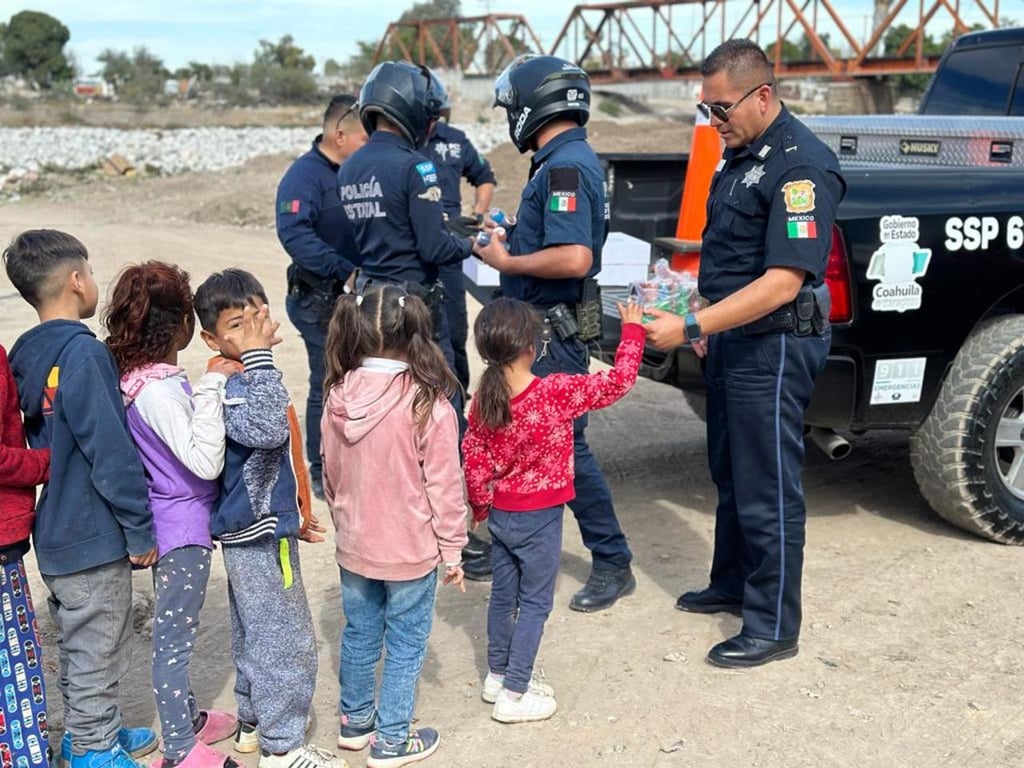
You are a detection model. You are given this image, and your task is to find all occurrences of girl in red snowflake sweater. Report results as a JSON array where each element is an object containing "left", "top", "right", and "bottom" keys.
[
  {"left": 462, "top": 297, "right": 644, "bottom": 724},
  {"left": 0, "top": 343, "right": 52, "bottom": 763}
]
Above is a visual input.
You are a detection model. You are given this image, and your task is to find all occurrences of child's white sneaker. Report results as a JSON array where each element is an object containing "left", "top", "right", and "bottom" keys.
[
  {"left": 491, "top": 687, "right": 557, "bottom": 723},
  {"left": 481, "top": 672, "right": 554, "bottom": 704},
  {"left": 258, "top": 745, "right": 349, "bottom": 768},
  {"left": 233, "top": 722, "right": 259, "bottom": 754}
]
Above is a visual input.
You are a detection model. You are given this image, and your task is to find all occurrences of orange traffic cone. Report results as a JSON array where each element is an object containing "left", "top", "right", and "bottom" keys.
[{"left": 673, "top": 95, "right": 723, "bottom": 260}]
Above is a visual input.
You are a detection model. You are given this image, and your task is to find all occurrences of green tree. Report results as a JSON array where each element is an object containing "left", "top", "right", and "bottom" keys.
[
  {"left": 2, "top": 11, "right": 73, "bottom": 88},
  {"left": 324, "top": 58, "right": 342, "bottom": 76},
  {"left": 99, "top": 46, "right": 168, "bottom": 104},
  {"left": 399, "top": 0, "right": 461, "bottom": 21},
  {"left": 248, "top": 35, "right": 316, "bottom": 103},
  {"left": 254, "top": 35, "right": 315, "bottom": 71}
]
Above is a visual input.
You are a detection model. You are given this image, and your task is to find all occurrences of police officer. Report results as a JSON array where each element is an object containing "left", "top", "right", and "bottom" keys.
[
  {"left": 645, "top": 39, "right": 844, "bottom": 667},
  {"left": 338, "top": 61, "right": 473, "bottom": 380},
  {"left": 277, "top": 93, "right": 367, "bottom": 499},
  {"left": 426, "top": 69, "right": 497, "bottom": 392},
  {"left": 474, "top": 54, "right": 636, "bottom": 613},
  {"left": 340, "top": 61, "right": 487, "bottom": 579}
]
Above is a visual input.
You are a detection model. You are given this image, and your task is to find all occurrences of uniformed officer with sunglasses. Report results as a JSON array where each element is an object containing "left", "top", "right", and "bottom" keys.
[
  {"left": 645, "top": 39, "right": 845, "bottom": 668},
  {"left": 277, "top": 94, "right": 368, "bottom": 499}
]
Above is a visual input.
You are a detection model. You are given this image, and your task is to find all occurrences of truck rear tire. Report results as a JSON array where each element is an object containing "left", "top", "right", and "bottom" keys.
[{"left": 911, "top": 316, "right": 1024, "bottom": 544}]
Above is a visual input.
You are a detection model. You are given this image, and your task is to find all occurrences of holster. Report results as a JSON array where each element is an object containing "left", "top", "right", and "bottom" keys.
[
  {"left": 811, "top": 283, "right": 831, "bottom": 335},
  {"left": 287, "top": 263, "right": 345, "bottom": 299},
  {"left": 545, "top": 304, "right": 579, "bottom": 341},
  {"left": 575, "top": 278, "right": 603, "bottom": 342}
]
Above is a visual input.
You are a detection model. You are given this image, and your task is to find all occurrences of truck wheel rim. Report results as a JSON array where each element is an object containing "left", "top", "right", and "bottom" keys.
[{"left": 995, "top": 389, "right": 1024, "bottom": 501}]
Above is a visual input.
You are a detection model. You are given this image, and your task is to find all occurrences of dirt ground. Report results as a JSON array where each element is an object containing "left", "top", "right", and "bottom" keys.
[{"left": 1, "top": 118, "right": 1023, "bottom": 768}]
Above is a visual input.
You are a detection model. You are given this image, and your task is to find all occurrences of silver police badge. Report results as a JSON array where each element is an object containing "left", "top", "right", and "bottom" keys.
[{"left": 742, "top": 165, "right": 766, "bottom": 188}]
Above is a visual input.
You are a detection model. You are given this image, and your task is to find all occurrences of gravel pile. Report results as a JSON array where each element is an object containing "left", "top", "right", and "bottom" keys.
[{"left": 0, "top": 122, "right": 511, "bottom": 179}]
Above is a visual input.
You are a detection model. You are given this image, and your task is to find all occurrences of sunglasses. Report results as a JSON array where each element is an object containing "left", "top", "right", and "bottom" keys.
[
  {"left": 697, "top": 82, "right": 772, "bottom": 122},
  {"left": 334, "top": 104, "right": 358, "bottom": 132}
]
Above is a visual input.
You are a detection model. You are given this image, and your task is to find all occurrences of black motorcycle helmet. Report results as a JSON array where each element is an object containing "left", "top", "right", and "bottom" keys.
[
  {"left": 494, "top": 54, "right": 591, "bottom": 153},
  {"left": 358, "top": 60, "right": 445, "bottom": 148},
  {"left": 427, "top": 68, "right": 452, "bottom": 121}
]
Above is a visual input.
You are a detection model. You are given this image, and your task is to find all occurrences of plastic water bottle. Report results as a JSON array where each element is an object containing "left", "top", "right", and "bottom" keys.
[
  {"left": 489, "top": 207, "right": 517, "bottom": 227},
  {"left": 476, "top": 226, "right": 506, "bottom": 247}
]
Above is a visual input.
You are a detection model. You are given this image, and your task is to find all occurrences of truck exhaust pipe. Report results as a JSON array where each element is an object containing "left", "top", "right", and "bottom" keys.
[{"left": 808, "top": 426, "right": 852, "bottom": 460}]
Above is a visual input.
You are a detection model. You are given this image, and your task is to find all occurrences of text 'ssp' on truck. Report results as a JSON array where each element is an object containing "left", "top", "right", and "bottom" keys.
[{"left": 594, "top": 27, "right": 1024, "bottom": 544}]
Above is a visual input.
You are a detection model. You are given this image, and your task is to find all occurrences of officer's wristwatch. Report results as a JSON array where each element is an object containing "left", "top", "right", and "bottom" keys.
[{"left": 684, "top": 313, "right": 703, "bottom": 343}]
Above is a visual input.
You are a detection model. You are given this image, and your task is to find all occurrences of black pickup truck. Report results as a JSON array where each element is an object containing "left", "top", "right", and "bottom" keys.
[{"left": 592, "top": 27, "right": 1024, "bottom": 544}]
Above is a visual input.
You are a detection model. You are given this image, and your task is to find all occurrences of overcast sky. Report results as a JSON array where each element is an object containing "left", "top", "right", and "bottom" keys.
[{"left": 3, "top": 1, "right": 1002, "bottom": 76}]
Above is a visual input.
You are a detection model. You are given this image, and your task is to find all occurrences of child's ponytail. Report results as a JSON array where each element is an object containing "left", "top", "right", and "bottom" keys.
[
  {"left": 472, "top": 298, "right": 543, "bottom": 430},
  {"left": 402, "top": 295, "right": 458, "bottom": 430},
  {"left": 323, "top": 293, "right": 375, "bottom": 399}
]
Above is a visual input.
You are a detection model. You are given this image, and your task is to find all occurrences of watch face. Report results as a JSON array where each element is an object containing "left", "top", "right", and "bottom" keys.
[{"left": 685, "top": 315, "right": 701, "bottom": 340}]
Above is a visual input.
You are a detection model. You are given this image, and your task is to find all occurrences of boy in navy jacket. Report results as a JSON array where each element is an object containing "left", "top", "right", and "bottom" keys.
[{"left": 4, "top": 229, "right": 158, "bottom": 768}]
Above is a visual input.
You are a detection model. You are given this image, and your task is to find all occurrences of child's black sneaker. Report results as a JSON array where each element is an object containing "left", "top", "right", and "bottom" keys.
[{"left": 365, "top": 728, "right": 439, "bottom": 768}]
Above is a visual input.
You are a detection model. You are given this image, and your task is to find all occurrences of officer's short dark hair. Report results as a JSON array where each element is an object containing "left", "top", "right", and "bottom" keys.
[
  {"left": 194, "top": 268, "right": 269, "bottom": 332},
  {"left": 3, "top": 229, "right": 89, "bottom": 309},
  {"left": 701, "top": 39, "right": 775, "bottom": 90},
  {"left": 324, "top": 94, "right": 359, "bottom": 131}
]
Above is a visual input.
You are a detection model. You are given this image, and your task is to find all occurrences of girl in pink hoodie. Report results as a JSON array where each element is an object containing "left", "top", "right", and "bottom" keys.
[{"left": 320, "top": 284, "right": 467, "bottom": 768}]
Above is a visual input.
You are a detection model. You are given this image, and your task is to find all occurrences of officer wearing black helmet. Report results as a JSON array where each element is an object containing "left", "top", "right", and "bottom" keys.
[
  {"left": 338, "top": 60, "right": 474, "bottom": 379},
  {"left": 474, "top": 54, "right": 635, "bottom": 613},
  {"left": 425, "top": 69, "right": 497, "bottom": 393}
]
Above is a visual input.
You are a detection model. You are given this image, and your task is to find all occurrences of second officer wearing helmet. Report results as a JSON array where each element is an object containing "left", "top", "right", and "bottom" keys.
[
  {"left": 474, "top": 54, "right": 636, "bottom": 613},
  {"left": 338, "top": 60, "right": 474, "bottom": 377}
]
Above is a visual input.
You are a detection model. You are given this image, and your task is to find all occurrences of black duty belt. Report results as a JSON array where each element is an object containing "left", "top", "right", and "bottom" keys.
[{"left": 743, "top": 284, "right": 831, "bottom": 337}]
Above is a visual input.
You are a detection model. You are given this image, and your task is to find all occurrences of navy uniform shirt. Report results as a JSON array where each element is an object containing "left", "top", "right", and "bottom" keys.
[
  {"left": 338, "top": 131, "right": 472, "bottom": 286},
  {"left": 427, "top": 122, "right": 497, "bottom": 218},
  {"left": 699, "top": 106, "right": 845, "bottom": 303},
  {"left": 275, "top": 136, "right": 358, "bottom": 281},
  {"left": 504, "top": 127, "right": 608, "bottom": 307}
]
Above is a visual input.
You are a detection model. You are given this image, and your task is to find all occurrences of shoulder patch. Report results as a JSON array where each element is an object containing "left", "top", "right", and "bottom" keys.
[
  {"left": 279, "top": 199, "right": 300, "bottom": 214},
  {"left": 781, "top": 179, "right": 816, "bottom": 213},
  {"left": 549, "top": 166, "right": 580, "bottom": 193},
  {"left": 414, "top": 160, "right": 438, "bottom": 186},
  {"left": 417, "top": 186, "right": 443, "bottom": 202}
]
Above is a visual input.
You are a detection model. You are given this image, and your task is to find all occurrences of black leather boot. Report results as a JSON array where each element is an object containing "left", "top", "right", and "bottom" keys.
[
  {"left": 569, "top": 566, "right": 635, "bottom": 612},
  {"left": 462, "top": 550, "right": 492, "bottom": 582}
]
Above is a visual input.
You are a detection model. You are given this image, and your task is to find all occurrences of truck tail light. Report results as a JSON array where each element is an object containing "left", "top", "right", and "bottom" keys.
[{"left": 825, "top": 225, "right": 852, "bottom": 323}]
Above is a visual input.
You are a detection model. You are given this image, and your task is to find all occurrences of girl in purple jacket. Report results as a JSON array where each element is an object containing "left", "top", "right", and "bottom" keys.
[{"left": 104, "top": 262, "right": 240, "bottom": 768}]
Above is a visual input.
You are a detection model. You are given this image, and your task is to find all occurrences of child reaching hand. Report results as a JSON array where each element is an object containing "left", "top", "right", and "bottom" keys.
[
  {"left": 103, "top": 262, "right": 240, "bottom": 768},
  {"left": 320, "top": 285, "right": 467, "bottom": 768},
  {"left": 462, "top": 297, "right": 645, "bottom": 724}
]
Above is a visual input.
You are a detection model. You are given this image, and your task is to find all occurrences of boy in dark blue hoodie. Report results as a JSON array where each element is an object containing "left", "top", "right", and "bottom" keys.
[{"left": 3, "top": 230, "right": 160, "bottom": 768}]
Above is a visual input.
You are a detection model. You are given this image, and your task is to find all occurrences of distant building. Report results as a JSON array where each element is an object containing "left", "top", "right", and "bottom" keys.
[{"left": 73, "top": 79, "right": 114, "bottom": 98}]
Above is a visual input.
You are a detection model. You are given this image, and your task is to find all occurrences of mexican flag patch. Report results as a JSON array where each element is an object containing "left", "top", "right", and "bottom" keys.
[
  {"left": 549, "top": 192, "right": 576, "bottom": 213},
  {"left": 280, "top": 199, "right": 300, "bottom": 214},
  {"left": 787, "top": 219, "right": 817, "bottom": 239}
]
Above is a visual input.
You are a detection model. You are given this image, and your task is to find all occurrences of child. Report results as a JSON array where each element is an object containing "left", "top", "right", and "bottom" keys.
[
  {"left": 103, "top": 262, "right": 241, "bottom": 768},
  {"left": 320, "top": 285, "right": 467, "bottom": 768},
  {"left": 0, "top": 342, "right": 53, "bottom": 766},
  {"left": 462, "top": 297, "right": 644, "bottom": 723},
  {"left": 192, "top": 269, "right": 345, "bottom": 768},
  {"left": 4, "top": 229, "right": 160, "bottom": 768}
]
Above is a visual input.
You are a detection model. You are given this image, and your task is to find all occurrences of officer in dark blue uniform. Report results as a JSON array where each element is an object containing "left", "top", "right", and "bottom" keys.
[
  {"left": 426, "top": 70, "right": 497, "bottom": 392},
  {"left": 276, "top": 93, "right": 367, "bottom": 499},
  {"left": 645, "top": 39, "right": 844, "bottom": 667},
  {"left": 475, "top": 54, "right": 636, "bottom": 613},
  {"left": 338, "top": 61, "right": 473, "bottom": 379}
]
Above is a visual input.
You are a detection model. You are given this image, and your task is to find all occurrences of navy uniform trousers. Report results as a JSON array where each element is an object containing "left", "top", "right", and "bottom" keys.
[
  {"left": 532, "top": 329, "right": 632, "bottom": 571},
  {"left": 704, "top": 326, "right": 829, "bottom": 641}
]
